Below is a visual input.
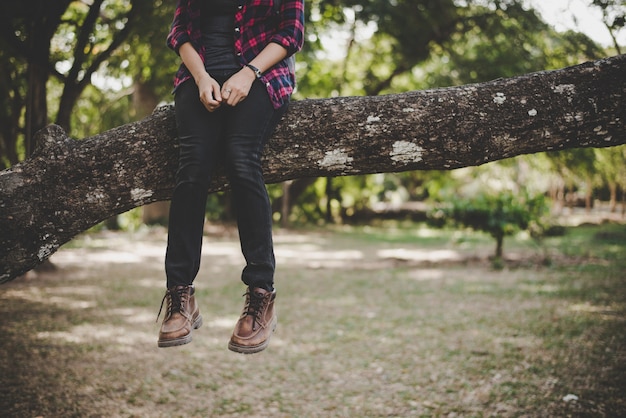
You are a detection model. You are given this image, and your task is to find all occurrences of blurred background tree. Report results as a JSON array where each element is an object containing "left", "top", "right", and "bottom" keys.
[
  {"left": 0, "top": 0, "right": 158, "bottom": 165},
  {"left": 592, "top": 0, "right": 625, "bottom": 54},
  {"left": 432, "top": 189, "right": 548, "bottom": 261},
  {"left": 0, "top": 0, "right": 624, "bottom": 230}
]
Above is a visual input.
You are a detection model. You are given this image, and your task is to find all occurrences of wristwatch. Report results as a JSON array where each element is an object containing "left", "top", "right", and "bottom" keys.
[{"left": 245, "top": 64, "right": 263, "bottom": 79}]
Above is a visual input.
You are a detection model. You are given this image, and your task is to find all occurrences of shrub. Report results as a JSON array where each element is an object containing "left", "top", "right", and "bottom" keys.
[{"left": 431, "top": 190, "right": 549, "bottom": 260}]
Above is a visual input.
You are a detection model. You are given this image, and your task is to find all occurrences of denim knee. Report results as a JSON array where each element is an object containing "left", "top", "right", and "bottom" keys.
[{"left": 175, "top": 162, "right": 212, "bottom": 189}]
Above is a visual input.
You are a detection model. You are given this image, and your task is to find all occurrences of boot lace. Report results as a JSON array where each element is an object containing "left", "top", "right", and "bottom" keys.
[
  {"left": 242, "top": 289, "right": 267, "bottom": 331},
  {"left": 156, "top": 286, "right": 190, "bottom": 322}
]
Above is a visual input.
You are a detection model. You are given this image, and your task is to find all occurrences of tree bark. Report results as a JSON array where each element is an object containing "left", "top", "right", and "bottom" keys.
[
  {"left": 24, "top": 43, "right": 50, "bottom": 157},
  {"left": 1, "top": 55, "right": 625, "bottom": 283},
  {"left": 495, "top": 234, "right": 504, "bottom": 260}
]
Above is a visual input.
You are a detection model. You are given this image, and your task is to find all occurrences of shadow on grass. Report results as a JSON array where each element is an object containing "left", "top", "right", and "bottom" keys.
[{"left": 1, "top": 223, "right": 624, "bottom": 417}]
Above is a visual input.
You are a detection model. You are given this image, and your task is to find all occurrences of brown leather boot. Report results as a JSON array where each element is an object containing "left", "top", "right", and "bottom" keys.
[
  {"left": 157, "top": 285, "right": 202, "bottom": 348},
  {"left": 228, "top": 287, "right": 277, "bottom": 354}
]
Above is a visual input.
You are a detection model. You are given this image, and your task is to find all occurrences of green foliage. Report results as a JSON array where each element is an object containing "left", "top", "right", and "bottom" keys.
[
  {"left": 432, "top": 190, "right": 549, "bottom": 260},
  {"left": 0, "top": 0, "right": 175, "bottom": 163},
  {"left": 594, "top": 146, "right": 626, "bottom": 189},
  {"left": 297, "top": 0, "right": 464, "bottom": 96},
  {"left": 397, "top": 2, "right": 604, "bottom": 90}
]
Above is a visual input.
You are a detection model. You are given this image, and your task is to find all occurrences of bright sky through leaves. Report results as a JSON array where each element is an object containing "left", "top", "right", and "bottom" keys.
[{"left": 527, "top": 0, "right": 625, "bottom": 46}]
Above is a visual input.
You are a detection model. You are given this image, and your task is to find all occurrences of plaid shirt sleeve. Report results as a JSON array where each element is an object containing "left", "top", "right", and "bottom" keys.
[
  {"left": 167, "top": 0, "right": 305, "bottom": 109},
  {"left": 166, "top": 0, "right": 191, "bottom": 53},
  {"left": 269, "top": 0, "right": 305, "bottom": 56}
]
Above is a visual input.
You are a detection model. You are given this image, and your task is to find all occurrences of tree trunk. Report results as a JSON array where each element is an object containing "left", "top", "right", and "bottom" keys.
[
  {"left": 281, "top": 181, "right": 292, "bottom": 228},
  {"left": 24, "top": 54, "right": 49, "bottom": 157},
  {"left": 585, "top": 175, "right": 593, "bottom": 214},
  {"left": 55, "top": 83, "right": 83, "bottom": 134},
  {"left": 1, "top": 56, "right": 625, "bottom": 283},
  {"left": 495, "top": 233, "right": 504, "bottom": 260},
  {"left": 608, "top": 182, "right": 617, "bottom": 213},
  {"left": 325, "top": 177, "right": 334, "bottom": 223},
  {"left": 132, "top": 80, "right": 172, "bottom": 226},
  {"left": 271, "top": 177, "right": 317, "bottom": 220}
]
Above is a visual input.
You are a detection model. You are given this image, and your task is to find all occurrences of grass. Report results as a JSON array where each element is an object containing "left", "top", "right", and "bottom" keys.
[{"left": 0, "top": 222, "right": 625, "bottom": 417}]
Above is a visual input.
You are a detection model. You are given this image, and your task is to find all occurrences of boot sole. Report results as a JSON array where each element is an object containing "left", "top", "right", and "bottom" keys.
[
  {"left": 228, "top": 316, "right": 277, "bottom": 354},
  {"left": 158, "top": 315, "right": 203, "bottom": 348}
]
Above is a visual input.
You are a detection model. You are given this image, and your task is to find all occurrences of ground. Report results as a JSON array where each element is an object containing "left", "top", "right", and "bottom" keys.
[{"left": 1, "top": 218, "right": 625, "bottom": 417}]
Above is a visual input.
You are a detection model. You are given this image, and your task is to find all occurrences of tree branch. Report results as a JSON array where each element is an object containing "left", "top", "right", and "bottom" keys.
[
  {"left": 68, "top": 0, "right": 105, "bottom": 83},
  {"left": 1, "top": 55, "right": 625, "bottom": 283}
]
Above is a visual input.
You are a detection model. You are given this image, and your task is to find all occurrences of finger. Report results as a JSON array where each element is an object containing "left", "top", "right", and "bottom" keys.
[
  {"left": 221, "top": 86, "right": 232, "bottom": 99},
  {"left": 227, "top": 92, "right": 246, "bottom": 106},
  {"left": 202, "top": 100, "right": 217, "bottom": 111},
  {"left": 235, "top": 94, "right": 247, "bottom": 106},
  {"left": 222, "top": 89, "right": 234, "bottom": 104},
  {"left": 200, "top": 92, "right": 219, "bottom": 106},
  {"left": 223, "top": 92, "right": 235, "bottom": 106},
  {"left": 200, "top": 97, "right": 220, "bottom": 112}
]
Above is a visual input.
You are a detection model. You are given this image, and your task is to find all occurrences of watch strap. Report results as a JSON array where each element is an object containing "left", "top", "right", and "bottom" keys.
[{"left": 245, "top": 64, "right": 263, "bottom": 79}]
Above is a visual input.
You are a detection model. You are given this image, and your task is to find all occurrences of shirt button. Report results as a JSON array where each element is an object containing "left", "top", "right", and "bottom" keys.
[
  {"left": 235, "top": 27, "right": 240, "bottom": 32},
  {"left": 238, "top": 5, "right": 243, "bottom": 9}
]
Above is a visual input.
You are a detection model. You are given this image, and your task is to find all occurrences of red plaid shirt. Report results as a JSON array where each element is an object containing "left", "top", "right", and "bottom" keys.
[{"left": 167, "top": 0, "right": 305, "bottom": 109}]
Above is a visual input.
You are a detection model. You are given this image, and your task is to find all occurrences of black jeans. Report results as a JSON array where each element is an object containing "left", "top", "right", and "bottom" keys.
[{"left": 165, "top": 73, "right": 288, "bottom": 291}]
